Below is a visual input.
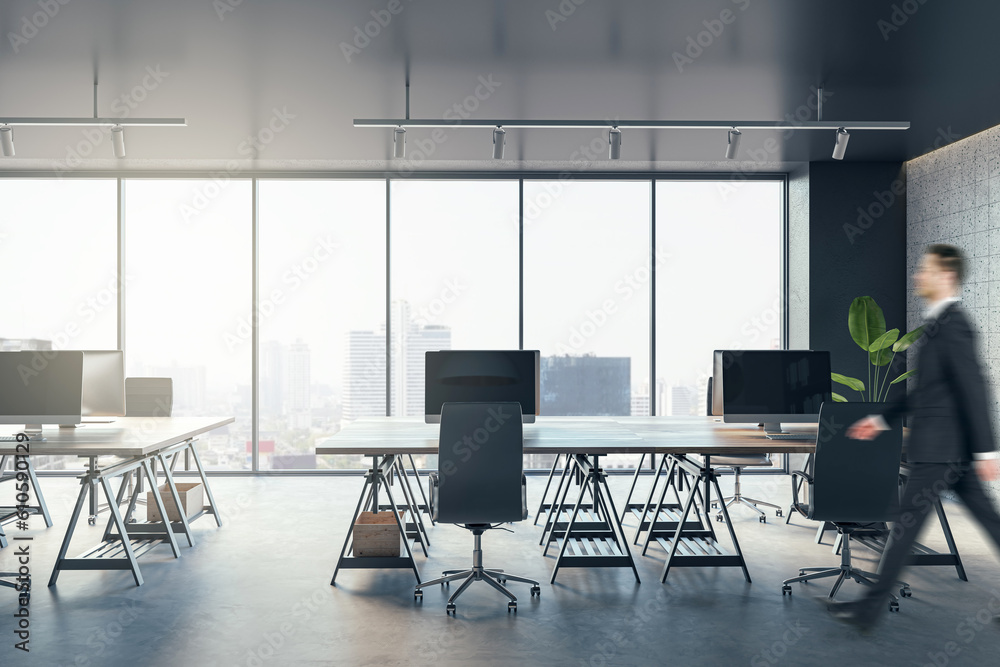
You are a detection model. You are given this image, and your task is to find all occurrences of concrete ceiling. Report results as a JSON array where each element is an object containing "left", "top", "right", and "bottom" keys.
[{"left": 0, "top": 0, "right": 996, "bottom": 172}]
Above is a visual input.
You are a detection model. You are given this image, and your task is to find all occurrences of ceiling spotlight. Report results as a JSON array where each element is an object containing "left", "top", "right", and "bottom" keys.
[
  {"left": 0, "top": 126, "right": 13, "bottom": 157},
  {"left": 492, "top": 126, "right": 506, "bottom": 159},
  {"left": 609, "top": 126, "right": 622, "bottom": 160},
  {"left": 393, "top": 126, "right": 406, "bottom": 158},
  {"left": 725, "top": 128, "right": 742, "bottom": 160},
  {"left": 111, "top": 125, "right": 125, "bottom": 158},
  {"left": 832, "top": 127, "right": 850, "bottom": 160}
]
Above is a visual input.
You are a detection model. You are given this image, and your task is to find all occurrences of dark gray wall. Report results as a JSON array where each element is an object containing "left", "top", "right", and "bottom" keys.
[{"left": 809, "top": 162, "right": 908, "bottom": 401}]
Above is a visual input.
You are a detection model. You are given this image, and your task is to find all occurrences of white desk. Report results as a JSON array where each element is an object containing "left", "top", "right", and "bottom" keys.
[
  {"left": 0, "top": 417, "right": 233, "bottom": 587},
  {"left": 317, "top": 417, "right": 817, "bottom": 584}
]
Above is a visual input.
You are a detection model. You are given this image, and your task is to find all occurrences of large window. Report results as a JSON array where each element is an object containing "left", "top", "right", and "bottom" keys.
[
  {"left": 2, "top": 175, "right": 785, "bottom": 473},
  {"left": 0, "top": 179, "right": 118, "bottom": 350},
  {"left": 523, "top": 180, "right": 652, "bottom": 468},
  {"left": 389, "top": 180, "right": 519, "bottom": 418},
  {"left": 0, "top": 179, "right": 118, "bottom": 471},
  {"left": 654, "top": 180, "right": 783, "bottom": 417},
  {"left": 258, "top": 180, "right": 387, "bottom": 470},
  {"left": 124, "top": 179, "right": 252, "bottom": 470}
]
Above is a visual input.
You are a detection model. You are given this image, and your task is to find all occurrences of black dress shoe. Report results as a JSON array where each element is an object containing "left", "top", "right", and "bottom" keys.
[{"left": 826, "top": 600, "right": 878, "bottom": 633}]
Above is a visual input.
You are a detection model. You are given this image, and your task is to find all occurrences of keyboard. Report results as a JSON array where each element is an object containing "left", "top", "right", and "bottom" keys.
[{"left": 765, "top": 433, "right": 815, "bottom": 441}]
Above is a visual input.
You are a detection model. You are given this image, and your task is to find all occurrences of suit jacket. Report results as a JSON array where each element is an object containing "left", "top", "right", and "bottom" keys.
[{"left": 881, "top": 302, "right": 996, "bottom": 463}]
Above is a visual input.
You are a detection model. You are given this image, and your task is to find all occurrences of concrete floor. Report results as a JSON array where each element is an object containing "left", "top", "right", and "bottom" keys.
[{"left": 2, "top": 472, "right": 999, "bottom": 667}]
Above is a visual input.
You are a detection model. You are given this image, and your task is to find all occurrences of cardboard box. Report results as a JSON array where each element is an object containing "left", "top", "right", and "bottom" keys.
[
  {"left": 147, "top": 482, "right": 204, "bottom": 522},
  {"left": 353, "top": 511, "right": 401, "bottom": 557}
]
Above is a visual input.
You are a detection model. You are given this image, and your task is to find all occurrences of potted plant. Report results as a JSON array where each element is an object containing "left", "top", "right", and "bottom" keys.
[{"left": 831, "top": 296, "right": 924, "bottom": 402}]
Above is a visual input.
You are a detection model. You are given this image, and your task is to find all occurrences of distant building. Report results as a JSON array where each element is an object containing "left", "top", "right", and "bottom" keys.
[
  {"left": 667, "top": 384, "right": 697, "bottom": 417},
  {"left": 0, "top": 338, "right": 52, "bottom": 351},
  {"left": 144, "top": 363, "right": 206, "bottom": 413},
  {"left": 287, "top": 340, "right": 311, "bottom": 429},
  {"left": 540, "top": 355, "right": 630, "bottom": 416},
  {"left": 630, "top": 393, "right": 650, "bottom": 417},
  {"left": 344, "top": 329, "right": 387, "bottom": 419},
  {"left": 260, "top": 340, "right": 285, "bottom": 416},
  {"left": 390, "top": 301, "right": 452, "bottom": 417}
]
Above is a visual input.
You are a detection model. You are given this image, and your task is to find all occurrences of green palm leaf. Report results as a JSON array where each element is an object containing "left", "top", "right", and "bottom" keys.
[
  {"left": 848, "top": 296, "right": 886, "bottom": 351},
  {"left": 892, "top": 325, "right": 925, "bottom": 352},
  {"left": 831, "top": 373, "right": 865, "bottom": 392},
  {"left": 889, "top": 369, "right": 916, "bottom": 385}
]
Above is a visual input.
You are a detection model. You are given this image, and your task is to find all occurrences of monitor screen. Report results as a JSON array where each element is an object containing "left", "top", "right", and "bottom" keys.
[
  {"left": 0, "top": 350, "right": 84, "bottom": 428},
  {"left": 425, "top": 350, "right": 540, "bottom": 424},
  {"left": 80, "top": 350, "right": 126, "bottom": 418},
  {"left": 718, "top": 350, "right": 831, "bottom": 428}
]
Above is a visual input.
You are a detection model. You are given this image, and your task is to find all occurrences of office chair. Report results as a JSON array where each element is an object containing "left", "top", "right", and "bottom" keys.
[
  {"left": 414, "top": 402, "right": 540, "bottom": 614},
  {"left": 706, "top": 378, "right": 782, "bottom": 523},
  {"left": 781, "top": 402, "right": 910, "bottom": 611},
  {"left": 125, "top": 377, "right": 174, "bottom": 417},
  {"left": 94, "top": 377, "right": 175, "bottom": 524}
]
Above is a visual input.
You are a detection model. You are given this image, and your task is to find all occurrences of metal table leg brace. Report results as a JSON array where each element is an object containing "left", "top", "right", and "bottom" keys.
[{"left": 332, "top": 454, "right": 422, "bottom": 585}]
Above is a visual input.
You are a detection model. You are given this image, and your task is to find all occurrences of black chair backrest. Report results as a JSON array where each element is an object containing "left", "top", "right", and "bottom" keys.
[
  {"left": 437, "top": 402, "right": 524, "bottom": 525},
  {"left": 810, "top": 402, "right": 903, "bottom": 523},
  {"left": 706, "top": 377, "right": 714, "bottom": 416}
]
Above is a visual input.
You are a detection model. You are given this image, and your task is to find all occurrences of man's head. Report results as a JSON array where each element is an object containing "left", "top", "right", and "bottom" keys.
[{"left": 915, "top": 243, "right": 964, "bottom": 301}]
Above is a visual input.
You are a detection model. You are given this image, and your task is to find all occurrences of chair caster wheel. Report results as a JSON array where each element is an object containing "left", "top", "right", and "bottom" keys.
[
  {"left": 498, "top": 578, "right": 506, "bottom": 584},
  {"left": 715, "top": 514, "right": 724, "bottom": 522},
  {"left": 446, "top": 603, "right": 456, "bottom": 615},
  {"left": 508, "top": 601, "right": 517, "bottom": 613},
  {"left": 889, "top": 600, "right": 899, "bottom": 613},
  {"left": 900, "top": 586, "right": 911, "bottom": 598},
  {"left": 759, "top": 516, "right": 766, "bottom": 523},
  {"left": 88, "top": 516, "right": 97, "bottom": 526},
  {"left": 414, "top": 589, "right": 423, "bottom": 600},
  {"left": 782, "top": 585, "right": 792, "bottom": 596},
  {"left": 711, "top": 503, "right": 718, "bottom": 509},
  {"left": 776, "top": 509, "right": 783, "bottom": 518},
  {"left": 530, "top": 585, "right": 541, "bottom": 597}
]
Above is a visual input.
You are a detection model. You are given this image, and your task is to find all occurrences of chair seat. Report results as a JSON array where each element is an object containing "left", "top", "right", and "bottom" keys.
[{"left": 710, "top": 454, "right": 771, "bottom": 467}]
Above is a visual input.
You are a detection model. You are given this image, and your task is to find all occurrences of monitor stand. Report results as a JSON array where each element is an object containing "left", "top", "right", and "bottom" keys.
[{"left": 763, "top": 422, "right": 786, "bottom": 434}]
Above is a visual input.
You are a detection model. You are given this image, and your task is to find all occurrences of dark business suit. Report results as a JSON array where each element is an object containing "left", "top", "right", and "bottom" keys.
[{"left": 861, "top": 301, "right": 1000, "bottom": 614}]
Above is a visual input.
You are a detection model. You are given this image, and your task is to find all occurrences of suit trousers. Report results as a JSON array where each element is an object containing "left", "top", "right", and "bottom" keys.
[{"left": 862, "top": 461, "right": 1000, "bottom": 613}]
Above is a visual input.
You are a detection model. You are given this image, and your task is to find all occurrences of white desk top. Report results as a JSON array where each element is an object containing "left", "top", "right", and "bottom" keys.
[
  {"left": 316, "top": 416, "right": 817, "bottom": 456},
  {"left": 0, "top": 417, "right": 235, "bottom": 457}
]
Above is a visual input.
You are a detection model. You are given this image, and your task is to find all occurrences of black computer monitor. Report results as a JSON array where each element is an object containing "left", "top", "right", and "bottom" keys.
[
  {"left": 717, "top": 350, "right": 831, "bottom": 433},
  {"left": 425, "top": 350, "right": 540, "bottom": 424}
]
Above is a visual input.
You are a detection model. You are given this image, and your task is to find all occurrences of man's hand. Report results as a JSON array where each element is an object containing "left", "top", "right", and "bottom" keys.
[
  {"left": 847, "top": 416, "right": 884, "bottom": 441},
  {"left": 974, "top": 458, "right": 1000, "bottom": 482}
]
